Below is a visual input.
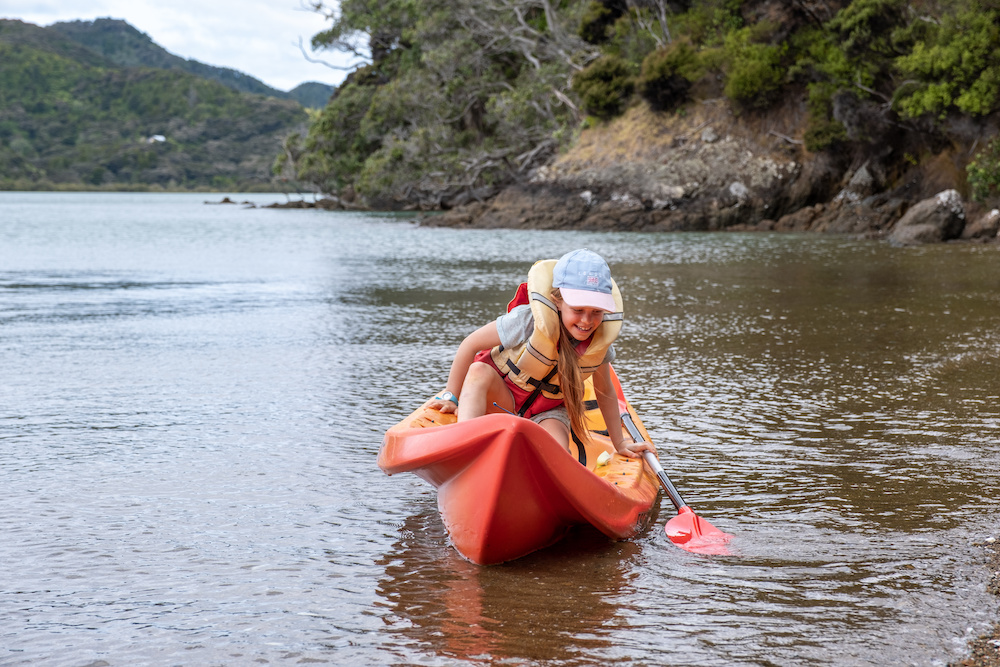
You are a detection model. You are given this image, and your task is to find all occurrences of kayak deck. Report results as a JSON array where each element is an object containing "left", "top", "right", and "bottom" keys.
[{"left": 379, "top": 369, "right": 660, "bottom": 564}]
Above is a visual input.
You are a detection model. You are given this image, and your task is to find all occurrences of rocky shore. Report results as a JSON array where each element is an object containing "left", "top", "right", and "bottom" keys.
[
  {"left": 425, "top": 101, "right": 999, "bottom": 246},
  {"left": 952, "top": 538, "right": 1000, "bottom": 667}
]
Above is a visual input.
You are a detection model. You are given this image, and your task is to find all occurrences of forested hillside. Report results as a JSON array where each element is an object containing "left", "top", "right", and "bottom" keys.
[
  {"left": 50, "top": 19, "right": 333, "bottom": 109},
  {"left": 0, "top": 19, "right": 311, "bottom": 191},
  {"left": 285, "top": 0, "right": 1000, "bottom": 211}
]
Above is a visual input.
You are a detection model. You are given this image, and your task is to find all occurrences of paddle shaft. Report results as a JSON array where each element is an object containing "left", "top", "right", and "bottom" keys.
[{"left": 621, "top": 412, "right": 687, "bottom": 511}]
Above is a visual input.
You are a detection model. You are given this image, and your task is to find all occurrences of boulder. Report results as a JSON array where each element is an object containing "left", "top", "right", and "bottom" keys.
[
  {"left": 887, "top": 190, "right": 966, "bottom": 245},
  {"left": 960, "top": 208, "right": 1000, "bottom": 240}
]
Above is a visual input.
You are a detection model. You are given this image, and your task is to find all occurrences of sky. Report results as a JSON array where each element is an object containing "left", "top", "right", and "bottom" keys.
[{"left": 1, "top": 0, "right": 363, "bottom": 91}]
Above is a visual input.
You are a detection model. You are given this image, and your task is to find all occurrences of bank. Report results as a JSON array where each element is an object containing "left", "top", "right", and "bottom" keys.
[{"left": 419, "top": 100, "right": 999, "bottom": 246}]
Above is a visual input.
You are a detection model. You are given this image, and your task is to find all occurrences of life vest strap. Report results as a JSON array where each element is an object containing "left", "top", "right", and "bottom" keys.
[
  {"left": 525, "top": 341, "right": 557, "bottom": 367},
  {"left": 516, "top": 363, "right": 561, "bottom": 417},
  {"left": 570, "top": 429, "right": 588, "bottom": 466},
  {"left": 505, "top": 359, "right": 560, "bottom": 395},
  {"left": 530, "top": 291, "right": 558, "bottom": 312}
]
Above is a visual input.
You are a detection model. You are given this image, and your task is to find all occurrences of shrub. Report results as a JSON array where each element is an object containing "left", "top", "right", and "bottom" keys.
[
  {"left": 826, "top": 0, "right": 908, "bottom": 58},
  {"left": 571, "top": 55, "right": 635, "bottom": 119},
  {"left": 578, "top": 1, "right": 619, "bottom": 45},
  {"left": 671, "top": 0, "right": 743, "bottom": 48},
  {"left": 602, "top": 11, "right": 660, "bottom": 65},
  {"left": 894, "top": 9, "right": 1000, "bottom": 119},
  {"left": 722, "top": 27, "right": 786, "bottom": 110},
  {"left": 637, "top": 40, "right": 703, "bottom": 112},
  {"left": 967, "top": 136, "right": 1000, "bottom": 202}
]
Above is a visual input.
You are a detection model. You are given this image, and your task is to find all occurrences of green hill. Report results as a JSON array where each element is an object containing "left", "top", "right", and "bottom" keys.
[
  {"left": 0, "top": 18, "right": 311, "bottom": 191},
  {"left": 48, "top": 18, "right": 333, "bottom": 108}
]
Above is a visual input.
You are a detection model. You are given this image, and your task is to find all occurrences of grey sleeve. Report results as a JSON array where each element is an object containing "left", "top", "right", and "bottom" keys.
[
  {"left": 495, "top": 305, "right": 534, "bottom": 349},
  {"left": 604, "top": 344, "right": 616, "bottom": 365}
]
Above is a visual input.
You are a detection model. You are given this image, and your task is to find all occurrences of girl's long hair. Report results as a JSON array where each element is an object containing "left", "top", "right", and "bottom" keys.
[{"left": 550, "top": 289, "right": 591, "bottom": 446}]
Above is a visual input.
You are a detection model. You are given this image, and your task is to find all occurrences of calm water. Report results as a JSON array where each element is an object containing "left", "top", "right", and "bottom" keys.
[{"left": 1, "top": 192, "right": 998, "bottom": 666}]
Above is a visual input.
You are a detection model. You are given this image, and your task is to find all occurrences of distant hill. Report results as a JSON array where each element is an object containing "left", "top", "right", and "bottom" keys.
[
  {"left": 49, "top": 18, "right": 334, "bottom": 108},
  {"left": 0, "top": 18, "right": 314, "bottom": 191},
  {"left": 286, "top": 82, "right": 333, "bottom": 110}
]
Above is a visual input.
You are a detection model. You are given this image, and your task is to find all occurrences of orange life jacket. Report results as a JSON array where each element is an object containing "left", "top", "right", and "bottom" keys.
[{"left": 490, "top": 259, "right": 623, "bottom": 404}]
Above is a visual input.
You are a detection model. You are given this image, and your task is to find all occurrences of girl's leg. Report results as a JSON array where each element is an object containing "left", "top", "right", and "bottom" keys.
[
  {"left": 457, "top": 361, "right": 514, "bottom": 421},
  {"left": 537, "top": 418, "right": 571, "bottom": 453}
]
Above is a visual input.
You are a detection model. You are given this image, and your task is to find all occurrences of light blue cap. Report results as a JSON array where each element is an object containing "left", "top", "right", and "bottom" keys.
[{"left": 552, "top": 249, "right": 615, "bottom": 312}]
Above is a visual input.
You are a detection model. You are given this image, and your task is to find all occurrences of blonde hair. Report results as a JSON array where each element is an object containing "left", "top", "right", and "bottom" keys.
[{"left": 550, "top": 289, "right": 591, "bottom": 446}]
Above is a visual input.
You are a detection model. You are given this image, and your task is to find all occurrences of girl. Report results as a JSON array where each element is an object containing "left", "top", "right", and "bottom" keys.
[{"left": 428, "top": 249, "right": 654, "bottom": 460}]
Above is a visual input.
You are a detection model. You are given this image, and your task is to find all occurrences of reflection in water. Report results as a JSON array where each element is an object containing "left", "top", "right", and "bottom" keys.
[{"left": 376, "top": 508, "right": 655, "bottom": 664}]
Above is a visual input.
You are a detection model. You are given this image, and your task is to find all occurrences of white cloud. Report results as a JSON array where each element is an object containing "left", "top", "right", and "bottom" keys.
[{"left": 1, "top": 0, "right": 363, "bottom": 91}]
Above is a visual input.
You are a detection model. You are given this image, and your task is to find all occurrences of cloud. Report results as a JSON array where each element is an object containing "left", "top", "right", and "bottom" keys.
[{"left": 2, "top": 0, "right": 360, "bottom": 91}]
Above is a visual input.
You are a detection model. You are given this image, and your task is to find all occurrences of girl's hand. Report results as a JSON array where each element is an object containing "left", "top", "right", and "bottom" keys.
[
  {"left": 427, "top": 391, "right": 459, "bottom": 414},
  {"left": 428, "top": 398, "right": 457, "bottom": 414},
  {"left": 615, "top": 440, "right": 656, "bottom": 458}
]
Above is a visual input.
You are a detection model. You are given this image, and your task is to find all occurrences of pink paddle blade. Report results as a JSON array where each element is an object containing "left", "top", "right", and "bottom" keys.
[{"left": 665, "top": 506, "right": 734, "bottom": 555}]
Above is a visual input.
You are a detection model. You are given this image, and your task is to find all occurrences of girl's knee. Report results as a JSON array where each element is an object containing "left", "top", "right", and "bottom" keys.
[{"left": 464, "top": 361, "right": 498, "bottom": 389}]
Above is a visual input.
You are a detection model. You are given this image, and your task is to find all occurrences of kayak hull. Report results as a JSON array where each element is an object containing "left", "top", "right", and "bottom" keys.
[{"left": 379, "top": 372, "right": 660, "bottom": 564}]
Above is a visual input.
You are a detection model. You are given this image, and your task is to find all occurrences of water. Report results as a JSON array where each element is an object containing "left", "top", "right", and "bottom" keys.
[{"left": 1, "top": 192, "right": 998, "bottom": 666}]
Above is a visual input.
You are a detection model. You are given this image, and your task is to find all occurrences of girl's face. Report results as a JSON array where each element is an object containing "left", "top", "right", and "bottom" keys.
[{"left": 559, "top": 305, "right": 605, "bottom": 342}]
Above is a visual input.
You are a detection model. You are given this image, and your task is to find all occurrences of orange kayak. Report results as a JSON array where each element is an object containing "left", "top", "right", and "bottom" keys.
[{"left": 378, "top": 368, "right": 661, "bottom": 564}]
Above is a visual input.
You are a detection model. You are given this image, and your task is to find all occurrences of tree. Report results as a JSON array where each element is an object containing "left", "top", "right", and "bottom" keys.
[{"left": 296, "top": 0, "right": 599, "bottom": 206}]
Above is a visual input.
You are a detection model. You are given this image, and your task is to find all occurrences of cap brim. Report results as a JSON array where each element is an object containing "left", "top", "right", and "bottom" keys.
[{"left": 560, "top": 287, "right": 616, "bottom": 312}]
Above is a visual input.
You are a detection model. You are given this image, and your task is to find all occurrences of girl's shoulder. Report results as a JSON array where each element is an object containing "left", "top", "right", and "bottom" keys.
[{"left": 497, "top": 304, "right": 534, "bottom": 347}]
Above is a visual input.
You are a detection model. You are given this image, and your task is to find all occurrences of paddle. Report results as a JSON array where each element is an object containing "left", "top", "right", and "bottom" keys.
[{"left": 621, "top": 412, "right": 733, "bottom": 555}]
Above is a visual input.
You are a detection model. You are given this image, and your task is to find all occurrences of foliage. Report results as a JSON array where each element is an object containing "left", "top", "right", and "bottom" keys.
[
  {"left": 894, "top": 8, "right": 1000, "bottom": 118},
  {"left": 670, "top": 0, "right": 743, "bottom": 48},
  {"left": 637, "top": 39, "right": 702, "bottom": 112},
  {"left": 578, "top": 1, "right": 619, "bottom": 44},
  {"left": 967, "top": 136, "right": 1000, "bottom": 202},
  {"left": 0, "top": 20, "right": 308, "bottom": 190},
  {"left": 803, "top": 84, "right": 849, "bottom": 153},
  {"left": 294, "top": 0, "right": 597, "bottom": 206},
  {"left": 722, "top": 26, "right": 786, "bottom": 110},
  {"left": 825, "top": 0, "right": 908, "bottom": 59},
  {"left": 572, "top": 55, "right": 636, "bottom": 119},
  {"left": 49, "top": 18, "right": 333, "bottom": 104},
  {"left": 290, "top": 0, "right": 1000, "bottom": 202}
]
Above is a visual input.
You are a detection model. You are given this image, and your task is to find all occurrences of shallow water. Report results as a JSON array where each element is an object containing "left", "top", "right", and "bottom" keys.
[{"left": 1, "top": 192, "right": 998, "bottom": 666}]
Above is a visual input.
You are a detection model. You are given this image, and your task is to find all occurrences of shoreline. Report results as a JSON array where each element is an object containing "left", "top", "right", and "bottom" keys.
[
  {"left": 952, "top": 539, "right": 1000, "bottom": 667},
  {"left": 0, "top": 183, "right": 313, "bottom": 194}
]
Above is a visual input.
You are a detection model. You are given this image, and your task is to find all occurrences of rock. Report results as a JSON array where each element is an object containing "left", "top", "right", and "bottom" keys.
[
  {"left": 888, "top": 189, "right": 966, "bottom": 245},
  {"left": 846, "top": 163, "right": 876, "bottom": 197},
  {"left": 808, "top": 196, "right": 907, "bottom": 236},
  {"left": 435, "top": 184, "right": 591, "bottom": 229},
  {"left": 773, "top": 203, "right": 824, "bottom": 231},
  {"left": 729, "top": 181, "right": 748, "bottom": 199},
  {"left": 961, "top": 208, "right": 1000, "bottom": 240},
  {"left": 262, "top": 196, "right": 358, "bottom": 210},
  {"left": 414, "top": 99, "right": 989, "bottom": 243}
]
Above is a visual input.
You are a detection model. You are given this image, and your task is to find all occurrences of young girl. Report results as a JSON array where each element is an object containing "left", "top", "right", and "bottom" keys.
[{"left": 428, "top": 249, "right": 654, "bottom": 460}]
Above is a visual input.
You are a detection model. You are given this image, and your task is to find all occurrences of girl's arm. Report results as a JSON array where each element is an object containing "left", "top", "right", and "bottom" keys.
[
  {"left": 593, "top": 363, "right": 656, "bottom": 458},
  {"left": 427, "top": 322, "right": 502, "bottom": 413}
]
